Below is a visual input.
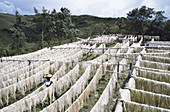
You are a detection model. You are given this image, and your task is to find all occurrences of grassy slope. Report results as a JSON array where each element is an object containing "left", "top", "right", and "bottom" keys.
[
  {"left": 72, "top": 15, "right": 115, "bottom": 28},
  {"left": 72, "top": 15, "right": 116, "bottom": 38},
  {"left": 0, "top": 13, "right": 16, "bottom": 29},
  {"left": 0, "top": 13, "right": 16, "bottom": 48},
  {"left": 0, "top": 13, "right": 116, "bottom": 48}
]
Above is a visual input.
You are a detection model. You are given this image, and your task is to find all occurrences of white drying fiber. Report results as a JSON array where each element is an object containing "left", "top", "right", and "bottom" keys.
[
  {"left": 2, "top": 63, "right": 29, "bottom": 83},
  {"left": 103, "top": 63, "right": 107, "bottom": 74},
  {"left": 0, "top": 84, "right": 17, "bottom": 104},
  {"left": 0, "top": 61, "right": 50, "bottom": 106},
  {"left": 51, "top": 65, "right": 64, "bottom": 80},
  {"left": 137, "top": 66, "right": 170, "bottom": 74},
  {"left": 144, "top": 53, "right": 169, "bottom": 58},
  {"left": 17, "top": 80, "right": 26, "bottom": 96},
  {"left": 108, "top": 43, "right": 122, "bottom": 54},
  {"left": 147, "top": 49, "right": 170, "bottom": 53},
  {"left": 54, "top": 64, "right": 80, "bottom": 93},
  {"left": 90, "top": 66, "right": 117, "bottom": 112},
  {"left": 127, "top": 78, "right": 136, "bottom": 89},
  {"left": 134, "top": 76, "right": 170, "bottom": 96},
  {"left": 127, "top": 43, "right": 136, "bottom": 53},
  {"left": 142, "top": 55, "right": 170, "bottom": 63},
  {"left": 0, "top": 93, "right": 3, "bottom": 107},
  {"left": 138, "top": 69, "right": 170, "bottom": 83},
  {"left": 16, "top": 101, "right": 25, "bottom": 112},
  {"left": 10, "top": 83, "right": 17, "bottom": 99},
  {"left": 125, "top": 100, "right": 170, "bottom": 112},
  {"left": 0, "top": 63, "right": 64, "bottom": 112},
  {"left": 38, "top": 90, "right": 48, "bottom": 106},
  {"left": 0, "top": 77, "right": 17, "bottom": 89},
  {"left": 114, "top": 101, "right": 123, "bottom": 112},
  {"left": 0, "top": 87, "right": 9, "bottom": 105},
  {"left": 47, "top": 86, "right": 53, "bottom": 104},
  {"left": 22, "top": 63, "right": 79, "bottom": 111},
  {"left": 65, "top": 65, "right": 102, "bottom": 112},
  {"left": 119, "top": 58, "right": 127, "bottom": 72},
  {"left": 40, "top": 65, "right": 91, "bottom": 112},
  {"left": 94, "top": 44, "right": 106, "bottom": 54},
  {"left": 120, "top": 89, "right": 131, "bottom": 101},
  {"left": 117, "top": 41, "right": 129, "bottom": 53},
  {"left": 130, "top": 88, "right": 170, "bottom": 109},
  {"left": 140, "top": 60, "right": 170, "bottom": 70},
  {"left": 91, "top": 44, "right": 97, "bottom": 53}
]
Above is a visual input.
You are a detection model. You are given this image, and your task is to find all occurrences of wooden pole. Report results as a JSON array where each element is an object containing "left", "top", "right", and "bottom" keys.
[
  {"left": 128, "top": 62, "right": 133, "bottom": 79},
  {"left": 117, "top": 62, "right": 119, "bottom": 80}
]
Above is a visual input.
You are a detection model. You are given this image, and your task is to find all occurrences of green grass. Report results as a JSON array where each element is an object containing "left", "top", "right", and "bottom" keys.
[
  {"left": 82, "top": 53, "right": 100, "bottom": 61},
  {"left": 72, "top": 15, "right": 115, "bottom": 29},
  {"left": 0, "top": 13, "right": 15, "bottom": 49},
  {"left": 106, "top": 42, "right": 117, "bottom": 48},
  {"left": 0, "top": 13, "right": 15, "bottom": 30}
]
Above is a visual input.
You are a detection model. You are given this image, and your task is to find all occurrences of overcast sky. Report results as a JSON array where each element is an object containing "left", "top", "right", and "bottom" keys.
[{"left": 0, "top": 0, "right": 170, "bottom": 18}]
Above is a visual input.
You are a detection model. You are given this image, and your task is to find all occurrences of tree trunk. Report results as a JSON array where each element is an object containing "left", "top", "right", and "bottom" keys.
[
  {"left": 16, "top": 37, "right": 19, "bottom": 55},
  {"left": 41, "top": 29, "right": 44, "bottom": 49}
]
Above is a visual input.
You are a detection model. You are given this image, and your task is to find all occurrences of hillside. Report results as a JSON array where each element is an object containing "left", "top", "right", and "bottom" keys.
[
  {"left": 0, "top": 12, "right": 170, "bottom": 57},
  {"left": 0, "top": 13, "right": 117, "bottom": 56},
  {"left": 0, "top": 13, "right": 16, "bottom": 29},
  {"left": 0, "top": 13, "right": 115, "bottom": 47},
  {"left": 0, "top": 13, "right": 16, "bottom": 48},
  {"left": 72, "top": 15, "right": 115, "bottom": 28}
]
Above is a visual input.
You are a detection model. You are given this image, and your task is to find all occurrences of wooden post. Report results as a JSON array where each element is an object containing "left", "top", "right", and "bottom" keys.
[
  {"left": 115, "top": 82, "right": 118, "bottom": 96},
  {"left": 102, "top": 44, "right": 104, "bottom": 54},
  {"left": 128, "top": 62, "right": 133, "bottom": 79},
  {"left": 86, "top": 48, "right": 92, "bottom": 61},
  {"left": 115, "top": 62, "right": 119, "bottom": 96},
  {"left": 117, "top": 62, "right": 119, "bottom": 80},
  {"left": 71, "top": 60, "right": 74, "bottom": 68}
]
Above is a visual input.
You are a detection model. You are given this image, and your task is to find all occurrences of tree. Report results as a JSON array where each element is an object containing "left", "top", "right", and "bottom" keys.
[
  {"left": 106, "top": 24, "right": 119, "bottom": 34},
  {"left": 148, "top": 11, "right": 167, "bottom": 36},
  {"left": 89, "top": 23, "right": 107, "bottom": 36},
  {"left": 127, "top": 6, "right": 154, "bottom": 35},
  {"left": 126, "top": 6, "right": 167, "bottom": 39},
  {"left": 56, "top": 7, "right": 76, "bottom": 42},
  {"left": 33, "top": 7, "right": 51, "bottom": 48},
  {"left": 163, "top": 20, "right": 170, "bottom": 40},
  {"left": 33, "top": 7, "right": 76, "bottom": 47},
  {"left": 10, "top": 11, "right": 26, "bottom": 54}
]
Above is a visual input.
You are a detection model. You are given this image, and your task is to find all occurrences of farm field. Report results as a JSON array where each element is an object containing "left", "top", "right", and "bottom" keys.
[{"left": 0, "top": 35, "right": 169, "bottom": 112}]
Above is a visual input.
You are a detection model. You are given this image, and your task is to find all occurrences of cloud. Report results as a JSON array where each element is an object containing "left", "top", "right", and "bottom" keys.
[
  {"left": 0, "top": 1, "right": 16, "bottom": 14},
  {"left": 0, "top": 0, "right": 170, "bottom": 18},
  {"left": 0, "top": 1, "right": 33, "bottom": 15},
  {"left": 34, "top": 0, "right": 142, "bottom": 17},
  {"left": 141, "top": 0, "right": 170, "bottom": 18}
]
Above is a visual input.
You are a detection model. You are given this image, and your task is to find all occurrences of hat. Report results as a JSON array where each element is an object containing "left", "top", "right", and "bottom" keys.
[{"left": 44, "top": 74, "right": 52, "bottom": 78}]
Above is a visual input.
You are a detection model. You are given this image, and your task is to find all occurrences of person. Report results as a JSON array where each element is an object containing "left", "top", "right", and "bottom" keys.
[
  {"left": 44, "top": 74, "right": 53, "bottom": 87},
  {"left": 44, "top": 74, "right": 59, "bottom": 100}
]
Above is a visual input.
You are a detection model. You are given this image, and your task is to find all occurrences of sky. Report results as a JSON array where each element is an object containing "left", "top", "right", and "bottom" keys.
[{"left": 0, "top": 0, "right": 170, "bottom": 19}]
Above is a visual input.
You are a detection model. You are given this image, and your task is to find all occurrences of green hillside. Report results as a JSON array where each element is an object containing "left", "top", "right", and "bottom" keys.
[
  {"left": 0, "top": 13, "right": 116, "bottom": 49},
  {"left": 72, "top": 15, "right": 115, "bottom": 28},
  {"left": 0, "top": 5, "right": 170, "bottom": 57},
  {"left": 0, "top": 13, "right": 16, "bottom": 48},
  {"left": 0, "top": 13, "right": 16, "bottom": 29}
]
